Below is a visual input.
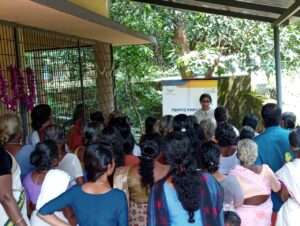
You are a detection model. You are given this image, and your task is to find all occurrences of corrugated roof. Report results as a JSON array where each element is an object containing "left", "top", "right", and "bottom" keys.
[{"left": 134, "top": 0, "right": 300, "bottom": 23}]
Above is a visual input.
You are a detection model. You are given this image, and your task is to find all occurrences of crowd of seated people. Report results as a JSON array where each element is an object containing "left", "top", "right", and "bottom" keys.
[{"left": 1, "top": 96, "right": 300, "bottom": 226}]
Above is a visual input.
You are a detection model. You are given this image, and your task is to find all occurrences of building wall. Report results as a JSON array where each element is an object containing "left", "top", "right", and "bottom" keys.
[{"left": 69, "top": 0, "right": 109, "bottom": 17}]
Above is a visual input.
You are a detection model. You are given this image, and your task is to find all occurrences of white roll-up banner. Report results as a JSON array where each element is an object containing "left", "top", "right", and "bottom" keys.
[{"left": 162, "top": 79, "right": 218, "bottom": 116}]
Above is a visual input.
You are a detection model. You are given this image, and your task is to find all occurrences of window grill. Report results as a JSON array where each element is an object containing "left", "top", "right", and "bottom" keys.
[{"left": 0, "top": 21, "right": 99, "bottom": 136}]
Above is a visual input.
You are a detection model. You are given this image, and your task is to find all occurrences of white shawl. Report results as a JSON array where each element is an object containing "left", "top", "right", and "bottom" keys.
[{"left": 276, "top": 159, "right": 300, "bottom": 226}]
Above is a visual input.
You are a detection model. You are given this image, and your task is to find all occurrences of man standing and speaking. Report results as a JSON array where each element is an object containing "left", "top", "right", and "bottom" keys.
[{"left": 194, "top": 93, "right": 215, "bottom": 124}]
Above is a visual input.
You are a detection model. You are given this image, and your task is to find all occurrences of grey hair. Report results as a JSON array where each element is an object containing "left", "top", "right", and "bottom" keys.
[
  {"left": 199, "top": 119, "right": 216, "bottom": 141},
  {"left": 237, "top": 139, "right": 258, "bottom": 166}
]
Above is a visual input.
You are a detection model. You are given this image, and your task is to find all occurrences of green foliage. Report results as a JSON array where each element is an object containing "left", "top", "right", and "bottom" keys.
[{"left": 110, "top": 0, "right": 300, "bottom": 128}]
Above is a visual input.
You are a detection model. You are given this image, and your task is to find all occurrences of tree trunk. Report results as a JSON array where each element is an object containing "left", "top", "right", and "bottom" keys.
[
  {"left": 173, "top": 14, "right": 190, "bottom": 55},
  {"left": 94, "top": 42, "right": 115, "bottom": 119}
]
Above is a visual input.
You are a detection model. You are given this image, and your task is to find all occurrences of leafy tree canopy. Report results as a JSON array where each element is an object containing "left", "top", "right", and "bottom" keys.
[{"left": 110, "top": 0, "right": 300, "bottom": 128}]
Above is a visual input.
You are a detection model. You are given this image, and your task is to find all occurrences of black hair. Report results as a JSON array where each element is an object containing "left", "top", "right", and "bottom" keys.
[
  {"left": 282, "top": 112, "right": 296, "bottom": 129},
  {"left": 197, "top": 141, "right": 220, "bottom": 173},
  {"left": 187, "top": 115, "right": 198, "bottom": 127},
  {"left": 101, "top": 126, "right": 124, "bottom": 167},
  {"left": 165, "top": 132, "right": 201, "bottom": 223},
  {"left": 186, "top": 115, "right": 205, "bottom": 148},
  {"left": 90, "top": 111, "right": 105, "bottom": 124},
  {"left": 72, "top": 104, "right": 84, "bottom": 123},
  {"left": 31, "top": 104, "right": 52, "bottom": 131},
  {"left": 242, "top": 114, "right": 258, "bottom": 130},
  {"left": 224, "top": 211, "right": 241, "bottom": 226},
  {"left": 199, "top": 93, "right": 212, "bottom": 103},
  {"left": 159, "top": 115, "right": 173, "bottom": 137},
  {"left": 289, "top": 128, "right": 300, "bottom": 148},
  {"left": 84, "top": 143, "right": 113, "bottom": 182},
  {"left": 239, "top": 126, "right": 255, "bottom": 140},
  {"left": 44, "top": 124, "right": 65, "bottom": 144},
  {"left": 113, "top": 117, "right": 131, "bottom": 138},
  {"left": 215, "top": 122, "right": 238, "bottom": 147},
  {"left": 84, "top": 121, "right": 103, "bottom": 146},
  {"left": 261, "top": 103, "right": 281, "bottom": 128},
  {"left": 112, "top": 117, "right": 136, "bottom": 155},
  {"left": 30, "top": 140, "right": 59, "bottom": 171},
  {"left": 173, "top": 114, "right": 188, "bottom": 132},
  {"left": 214, "top": 106, "right": 228, "bottom": 124},
  {"left": 139, "top": 134, "right": 161, "bottom": 187},
  {"left": 145, "top": 116, "right": 158, "bottom": 135}
]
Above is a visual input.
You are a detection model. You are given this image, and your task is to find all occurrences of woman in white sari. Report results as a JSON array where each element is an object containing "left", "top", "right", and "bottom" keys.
[
  {"left": 0, "top": 114, "right": 30, "bottom": 226},
  {"left": 30, "top": 169, "right": 70, "bottom": 226},
  {"left": 276, "top": 128, "right": 300, "bottom": 226}
]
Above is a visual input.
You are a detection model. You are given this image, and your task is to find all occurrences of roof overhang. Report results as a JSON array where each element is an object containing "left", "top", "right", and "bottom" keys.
[
  {"left": 133, "top": 0, "right": 300, "bottom": 24},
  {"left": 0, "top": 0, "right": 155, "bottom": 46}
]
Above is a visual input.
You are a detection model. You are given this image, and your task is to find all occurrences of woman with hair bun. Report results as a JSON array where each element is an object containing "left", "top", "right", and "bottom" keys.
[
  {"left": 0, "top": 114, "right": 29, "bottom": 226},
  {"left": 148, "top": 131, "right": 224, "bottom": 226},
  {"left": 230, "top": 139, "right": 281, "bottom": 226},
  {"left": 27, "top": 140, "right": 70, "bottom": 226},
  {"left": 0, "top": 113, "right": 35, "bottom": 180},
  {"left": 114, "top": 133, "right": 169, "bottom": 226},
  {"left": 39, "top": 143, "right": 128, "bottom": 226},
  {"left": 198, "top": 141, "right": 243, "bottom": 211},
  {"left": 23, "top": 140, "right": 60, "bottom": 214},
  {"left": 44, "top": 125, "right": 84, "bottom": 186}
]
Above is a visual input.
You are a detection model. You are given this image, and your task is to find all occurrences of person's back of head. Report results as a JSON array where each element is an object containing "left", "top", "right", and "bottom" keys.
[
  {"left": 214, "top": 106, "right": 228, "bottom": 124},
  {"left": 224, "top": 211, "right": 241, "bottom": 226},
  {"left": 261, "top": 103, "right": 281, "bottom": 128},
  {"left": 237, "top": 139, "right": 258, "bottom": 167},
  {"left": 239, "top": 126, "right": 255, "bottom": 140},
  {"left": 84, "top": 143, "right": 114, "bottom": 182},
  {"left": 145, "top": 116, "right": 158, "bottom": 135},
  {"left": 281, "top": 112, "right": 296, "bottom": 130},
  {"left": 159, "top": 115, "right": 173, "bottom": 137},
  {"left": 165, "top": 131, "right": 200, "bottom": 223},
  {"left": 84, "top": 121, "right": 103, "bottom": 146},
  {"left": 139, "top": 133, "right": 162, "bottom": 187},
  {"left": 173, "top": 114, "right": 188, "bottom": 132},
  {"left": 0, "top": 113, "right": 21, "bottom": 145},
  {"left": 197, "top": 141, "right": 220, "bottom": 173},
  {"left": 242, "top": 114, "right": 258, "bottom": 131},
  {"left": 187, "top": 115, "right": 199, "bottom": 129},
  {"left": 199, "top": 119, "right": 216, "bottom": 142},
  {"left": 289, "top": 128, "right": 300, "bottom": 149},
  {"left": 31, "top": 104, "right": 52, "bottom": 131},
  {"left": 90, "top": 111, "right": 105, "bottom": 124},
  {"left": 215, "top": 122, "right": 238, "bottom": 147},
  {"left": 113, "top": 116, "right": 132, "bottom": 139},
  {"left": 30, "top": 140, "right": 59, "bottom": 171},
  {"left": 44, "top": 124, "right": 65, "bottom": 145},
  {"left": 101, "top": 126, "right": 124, "bottom": 167}
]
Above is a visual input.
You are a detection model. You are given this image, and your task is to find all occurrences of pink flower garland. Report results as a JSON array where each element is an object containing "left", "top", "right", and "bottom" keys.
[{"left": 0, "top": 65, "right": 36, "bottom": 111}]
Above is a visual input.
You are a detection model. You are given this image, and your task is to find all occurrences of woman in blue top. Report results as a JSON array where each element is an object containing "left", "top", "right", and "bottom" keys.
[
  {"left": 38, "top": 143, "right": 128, "bottom": 226},
  {"left": 148, "top": 131, "right": 224, "bottom": 226}
]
